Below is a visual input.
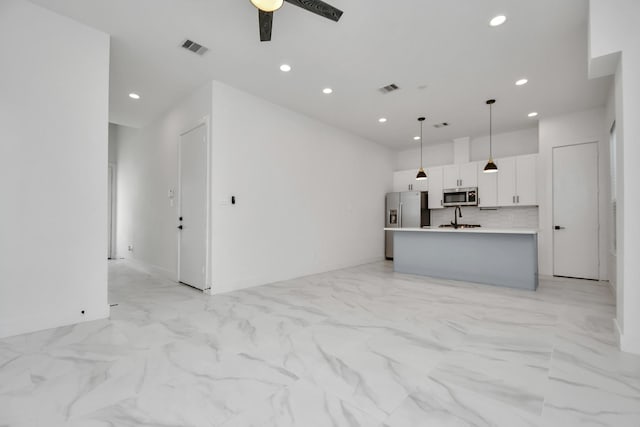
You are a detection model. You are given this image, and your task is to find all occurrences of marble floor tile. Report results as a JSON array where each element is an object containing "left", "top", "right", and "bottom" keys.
[
  {"left": 384, "top": 377, "right": 542, "bottom": 427},
  {"left": 222, "top": 379, "right": 384, "bottom": 427},
  {"left": 0, "top": 260, "right": 637, "bottom": 427}
]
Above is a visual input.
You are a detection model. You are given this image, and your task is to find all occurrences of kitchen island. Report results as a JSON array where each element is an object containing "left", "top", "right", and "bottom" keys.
[{"left": 385, "top": 227, "right": 538, "bottom": 290}]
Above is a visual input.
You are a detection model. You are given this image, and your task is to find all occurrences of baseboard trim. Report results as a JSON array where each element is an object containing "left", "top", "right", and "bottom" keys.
[
  {"left": 615, "top": 319, "right": 640, "bottom": 355},
  {"left": 605, "top": 279, "right": 616, "bottom": 297},
  {"left": 0, "top": 303, "right": 110, "bottom": 340},
  {"left": 209, "top": 256, "right": 386, "bottom": 295}
]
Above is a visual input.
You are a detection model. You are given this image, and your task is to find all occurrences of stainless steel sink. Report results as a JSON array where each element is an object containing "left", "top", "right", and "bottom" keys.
[{"left": 438, "top": 224, "right": 482, "bottom": 229}]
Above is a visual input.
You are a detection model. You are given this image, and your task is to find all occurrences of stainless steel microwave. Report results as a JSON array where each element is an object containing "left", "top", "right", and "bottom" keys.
[{"left": 443, "top": 187, "right": 478, "bottom": 207}]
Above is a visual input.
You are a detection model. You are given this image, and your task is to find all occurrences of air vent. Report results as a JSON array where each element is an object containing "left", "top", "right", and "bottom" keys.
[
  {"left": 181, "top": 39, "right": 208, "bottom": 55},
  {"left": 378, "top": 83, "right": 400, "bottom": 94},
  {"left": 433, "top": 122, "right": 449, "bottom": 128}
]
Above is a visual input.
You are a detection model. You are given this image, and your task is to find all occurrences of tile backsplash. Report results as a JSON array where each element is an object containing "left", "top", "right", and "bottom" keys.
[{"left": 430, "top": 206, "right": 539, "bottom": 229}]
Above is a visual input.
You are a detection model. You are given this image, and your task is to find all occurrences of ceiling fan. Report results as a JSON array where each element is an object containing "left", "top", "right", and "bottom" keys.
[{"left": 250, "top": 0, "right": 343, "bottom": 42}]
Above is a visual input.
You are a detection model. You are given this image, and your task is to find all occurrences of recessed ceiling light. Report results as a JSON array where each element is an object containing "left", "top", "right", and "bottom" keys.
[
  {"left": 490, "top": 15, "right": 507, "bottom": 27},
  {"left": 515, "top": 78, "right": 528, "bottom": 86},
  {"left": 279, "top": 64, "right": 291, "bottom": 72},
  {"left": 528, "top": 112, "right": 538, "bottom": 118},
  {"left": 414, "top": 136, "right": 421, "bottom": 141},
  {"left": 378, "top": 118, "right": 387, "bottom": 123},
  {"left": 322, "top": 88, "right": 333, "bottom": 94},
  {"left": 129, "top": 93, "right": 140, "bottom": 100}
]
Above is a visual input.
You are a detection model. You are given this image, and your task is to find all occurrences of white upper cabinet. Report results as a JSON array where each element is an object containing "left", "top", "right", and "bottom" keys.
[
  {"left": 426, "top": 166, "right": 444, "bottom": 209},
  {"left": 459, "top": 163, "right": 478, "bottom": 188},
  {"left": 393, "top": 154, "right": 536, "bottom": 209},
  {"left": 393, "top": 169, "right": 428, "bottom": 192},
  {"left": 515, "top": 154, "right": 538, "bottom": 205},
  {"left": 496, "top": 154, "right": 538, "bottom": 206},
  {"left": 443, "top": 165, "right": 459, "bottom": 189},
  {"left": 443, "top": 163, "right": 478, "bottom": 189},
  {"left": 477, "top": 162, "right": 498, "bottom": 207},
  {"left": 496, "top": 157, "right": 517, "bottom": 206}
]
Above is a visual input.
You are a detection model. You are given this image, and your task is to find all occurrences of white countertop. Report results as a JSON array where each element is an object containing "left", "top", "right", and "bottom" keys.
[{"left": 384, "top": 227, "right": 538, "bottom": 235}]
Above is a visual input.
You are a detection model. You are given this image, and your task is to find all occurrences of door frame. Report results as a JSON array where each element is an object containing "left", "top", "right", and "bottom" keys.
[
  {"left": 177, "top": 116, "right": 212, "bottom": 292},
  {"left": 108, "top": 162, "right": 117, "bottom": 259},
  {"left": 551, "top": 141, "right": 600, "bottom": 279}
]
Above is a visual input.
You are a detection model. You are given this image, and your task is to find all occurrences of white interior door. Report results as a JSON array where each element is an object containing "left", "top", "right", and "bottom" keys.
[
  {"left": 553, "top": 142, "right": 599, "bottom": 279},
  {"left": 179, "top": 124, "right": 208, "bottom": 290}
]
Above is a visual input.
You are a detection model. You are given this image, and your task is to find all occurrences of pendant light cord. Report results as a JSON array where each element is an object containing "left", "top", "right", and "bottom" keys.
[
  {"left": 489, "top": 102, "right": 492, "bottom": 159},
  {"left": 420, "top": 120, "right": 424, "bottom": 168}
]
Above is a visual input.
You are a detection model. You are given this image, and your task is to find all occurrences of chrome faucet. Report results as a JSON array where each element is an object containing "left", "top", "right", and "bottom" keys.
[{"left": 451, "top": 205, "right": 463, "bottom": 228}]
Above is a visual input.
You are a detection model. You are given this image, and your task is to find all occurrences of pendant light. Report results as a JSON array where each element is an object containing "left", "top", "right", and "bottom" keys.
[
  {"left": 483, "top": 99, "right": 498, "bottom": 173},
  {"left": 250, "top": 0, "right": 283, "bottom": 12},
  {"left": 416, "top": 117, "right": 427, "bottom": 180}
]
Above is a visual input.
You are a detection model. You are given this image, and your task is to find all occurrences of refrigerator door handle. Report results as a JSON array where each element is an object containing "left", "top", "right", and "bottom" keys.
[{"left": 399, "top": 204, "right": 402, "bottom": 228}]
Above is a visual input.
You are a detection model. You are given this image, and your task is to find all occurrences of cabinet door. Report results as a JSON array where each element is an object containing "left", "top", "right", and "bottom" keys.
[
  {"left": 477, "top": 162, "right": 498, "bottom": 207},
  {"left": 496, "top": 157, "right": 517, "bottom": 206},
  {"left": 516, "top": 154, "right": 538, "bottom": 205},
  {"left": 426, "top": 167, "right": 444, "bottom": 209},
  {"left": 459, "top": 162, "right": 478, "bottom": 188},
  {"left": 393, "top": 170, "right": 414, "bottom": 192},
  {"left": 415, "top": 174, "right": 429, "bottom": 191},
  {"left": 443, "top": 165, "right": 460, "bottom": 189}
]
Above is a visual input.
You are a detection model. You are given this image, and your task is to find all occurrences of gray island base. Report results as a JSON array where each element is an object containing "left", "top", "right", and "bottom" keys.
[{"left": 388, "top": 228, "right": 538, "bottom": 291}]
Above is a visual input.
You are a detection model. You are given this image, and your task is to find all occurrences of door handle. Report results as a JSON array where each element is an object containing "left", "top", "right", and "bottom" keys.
[
  {"left": 178, "top": 225, "right": 183, "bottom": 230},
  {"left": 517, "top": 195, "right": 520, "bottom": 203},
  {"left": 513, "top": 196, "right": 515, "bottom": 203},
  {"left": 554, "top": 225, "right": 565, "bottom": 230}
]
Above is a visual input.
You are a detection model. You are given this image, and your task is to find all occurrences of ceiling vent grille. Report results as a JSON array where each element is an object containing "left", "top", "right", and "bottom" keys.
[
  {"left": 433, "top": 122, "right": 449, "bottom": 128},
  {"left": 181, "top": 39, "right": 208, "bottom": 55},
  {"left": 378, "top": 83, "right": 400, "bottom": 94}
]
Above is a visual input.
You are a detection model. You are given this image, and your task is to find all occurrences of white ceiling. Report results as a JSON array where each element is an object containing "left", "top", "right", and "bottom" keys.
[{"left": 29, "top": 0, "right": 610, "bottom": 150}]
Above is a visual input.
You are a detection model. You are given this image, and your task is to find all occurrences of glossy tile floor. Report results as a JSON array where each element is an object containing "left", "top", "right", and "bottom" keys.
[{"left": 1, "top": 261, "right": 639, "bottom": 426}]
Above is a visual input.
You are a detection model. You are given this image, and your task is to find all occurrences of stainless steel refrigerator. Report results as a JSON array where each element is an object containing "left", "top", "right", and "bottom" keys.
[{"left": 385, "top": 191, "right": 430, "bottom": 259}]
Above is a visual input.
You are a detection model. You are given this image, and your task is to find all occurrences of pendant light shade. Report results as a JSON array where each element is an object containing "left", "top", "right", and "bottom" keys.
[
  {"left": 483, "top": 99, "right": 498, "bottom": 174},
  {"left": 250, "top": 0, "right": 283, "bottom": 12},
  {"left": 416, "top": 117, "right": 428, "bottom": 180}
]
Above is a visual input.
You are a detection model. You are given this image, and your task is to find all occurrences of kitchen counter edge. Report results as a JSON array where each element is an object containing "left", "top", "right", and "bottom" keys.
[{"left": 384, "top": 227, "right": 539, "bottom": 235}]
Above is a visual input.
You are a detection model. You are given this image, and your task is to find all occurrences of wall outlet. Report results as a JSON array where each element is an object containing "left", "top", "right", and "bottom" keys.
[{"left": 128, "top": 245, "right": 133, "bottom": 252}]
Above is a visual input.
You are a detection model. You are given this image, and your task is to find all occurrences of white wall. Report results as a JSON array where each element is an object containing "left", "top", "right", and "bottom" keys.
[
  {"left": 114, "top": 80, "right": 393, "bottom": 292},
  {"left": 108, "top": 123, "right": 119, "bottom": 164},
  {"left": 470, "top": 127, "right": 539, "bottom": 162},
  {"left": 395, "top": 141, "right": 453, "bottom": 170},
  {"left": 604, "top": 79, "right": 616, "bottom": 298},
  {"left": 209, "top": 81, "right": 393, "bottom": 294},
  {"left": 538, "top": 108, "right": 610, "bottom": 282},
  {"left": 395, "top": 127, "right": 538, "bottom": 170},
  {"left": 0, "top": 0, "right": 110, "bottom": 338},
  {"left": 115, "top": 83, "right": 212, "bottom": 277},
  {"left": 589, "top": 0, "right": 640, "bottom": 354}
]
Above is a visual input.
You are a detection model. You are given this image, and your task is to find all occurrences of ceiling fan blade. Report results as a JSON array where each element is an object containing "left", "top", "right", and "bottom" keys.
[
  {"left": 284, "top": 0, "right": 343, "bottom": 22},
  {"left": 258, "top": 10, "right": 273, "bottom": 42}
]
